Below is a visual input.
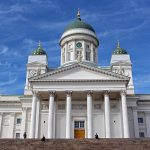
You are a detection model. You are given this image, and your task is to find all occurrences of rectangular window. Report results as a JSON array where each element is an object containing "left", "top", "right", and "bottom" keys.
[
  {"left": 80, "top": 121, "right": 84, "bottom": 128},
  {"left": 139, "top": 132, "right": 145, "bottom": 138},
  {"left": 86, "top": 51, "right": 91, "bottom": 61},
  {"left": 74, "top": 121, "right": 85, "bottom": 129},
  {"left": 86, "top": 44, "right": 90, "bottom": 49},
  {"left": 74, "top": 121, "right": 79, "bottom": 128},
  {"left": 16, "top": 133, "right": 20, "bottom": 138},
  {"left": 138, "top": 117, "right": 144, "bottom": 123},
  {"left": 16, "top": 118, "right": 22, "bottom": 124}
]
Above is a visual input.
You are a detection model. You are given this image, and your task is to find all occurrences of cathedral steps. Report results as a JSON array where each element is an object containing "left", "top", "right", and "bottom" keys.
[{"left": 0, "top": 138, "right": 150, "bottom": 150}]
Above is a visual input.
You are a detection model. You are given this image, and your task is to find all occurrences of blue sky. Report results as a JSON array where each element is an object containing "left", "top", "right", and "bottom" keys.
[{"left": 0, "top": 0, "right": 150, "bottom": 95}]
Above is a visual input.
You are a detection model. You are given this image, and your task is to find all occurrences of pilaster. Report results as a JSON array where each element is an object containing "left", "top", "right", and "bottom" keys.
[
  {"left": 10, "top": 113, "right": 15, "bottom": 138},
  {"left": 0, "top": 113, "right": 3, "bottom": 138},
  {"left": 145, "top": 112, "right": 150, "bottom": 137},
  {"left": 133, "top": 108, "right": 139, "bottom": 138},
  {"left": 21, "top": 108, "right": 27, "bottom": 138}
]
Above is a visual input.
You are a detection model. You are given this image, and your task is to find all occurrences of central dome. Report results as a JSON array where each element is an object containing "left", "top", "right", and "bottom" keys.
[
  {"left": 64, "top": 10, "right": 95, "bottom": 33},
  {"left": 64, "top": 18, "right": 95, "bottom": 33}
]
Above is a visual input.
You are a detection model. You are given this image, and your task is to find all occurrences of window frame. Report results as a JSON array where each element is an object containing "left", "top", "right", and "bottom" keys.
[
  {"left": 139, "top": 132, "right": 145, "bottom": 138},
  {"left": 86, "top": 51, "right": 91, "bottom": 61},
  {"left": 138, "top": 117, "right": 144, "bottom": 123},
  {"left": 16, "top": 118, "right": 22, "bottom": 124},
  {"left": 16, "top": 133, "right": 20, "bottom": 138}
]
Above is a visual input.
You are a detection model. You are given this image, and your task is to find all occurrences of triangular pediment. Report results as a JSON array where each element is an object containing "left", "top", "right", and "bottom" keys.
[{"left": 29, "top": 63, "right": 129, "bottom": 82}]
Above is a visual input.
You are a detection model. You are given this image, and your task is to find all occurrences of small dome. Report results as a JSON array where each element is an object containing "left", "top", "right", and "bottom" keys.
[
  {"left": 32, "top": 41, "right": 47, "bottom": 55},
  {"left": 64, "top": 10, "right": 95, "bottom": 33},
  {"left": 113, "top": 41, "right": 128, "bottom": 55}
]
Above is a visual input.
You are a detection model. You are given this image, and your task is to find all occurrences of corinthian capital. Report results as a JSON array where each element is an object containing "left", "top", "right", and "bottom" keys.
[
  {"left": 120, "top": 90, "right": 126, "bottom": 96},
  {"left": 85, "top": 90, "right": 93, "bottom": 95},
  {"left": 32, "top": 90, "right": 38, "bottom": 96},
  {"left": 48, "top": 91, "right": 56, "bottom": 97},
  {"left": 65, "top": 91, "right": 72, "bottom": 96},
  {"left": 103, "top": 90, "right": 110, "bottom": 96}
]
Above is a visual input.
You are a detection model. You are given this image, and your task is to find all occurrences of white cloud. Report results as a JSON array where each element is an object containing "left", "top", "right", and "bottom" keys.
[
  {"left": 0, "top": 46, "right": 8, "bottom": 54},
  {"left": 98, "top": 20, "right": 148, "bottom": 37},
  {"left": 0, "top": 78, "right": 17, "bottom": 87}
]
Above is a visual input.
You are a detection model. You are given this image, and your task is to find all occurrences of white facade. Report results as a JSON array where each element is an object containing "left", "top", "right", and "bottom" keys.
[{"left": 0, "top": 12, "right": 150, "bottom": 139}]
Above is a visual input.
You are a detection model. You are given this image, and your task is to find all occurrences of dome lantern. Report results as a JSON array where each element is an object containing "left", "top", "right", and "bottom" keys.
[
  {"left": 113, "top": 41, "right": 128, "bottom": 55},
  {"left": 32, "top": 41, "right": 47, "bottom": 55}
]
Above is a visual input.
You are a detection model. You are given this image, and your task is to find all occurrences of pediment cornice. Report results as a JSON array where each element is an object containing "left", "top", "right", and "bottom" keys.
[{"left": 29, "top": 62, "right": 129, "bottom": 82}]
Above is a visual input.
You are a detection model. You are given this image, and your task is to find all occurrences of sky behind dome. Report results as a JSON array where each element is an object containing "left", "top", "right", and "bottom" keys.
[{"left": 0, "top": 0, "right": 150, "bottom": 95}]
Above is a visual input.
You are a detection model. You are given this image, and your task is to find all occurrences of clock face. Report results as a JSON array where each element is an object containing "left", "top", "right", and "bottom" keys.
[{"left": 76, "top": 42, "right": 82, "bottom": 48}]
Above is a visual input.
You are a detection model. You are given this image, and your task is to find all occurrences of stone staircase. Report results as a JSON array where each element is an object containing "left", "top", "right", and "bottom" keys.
[{"left": 0, "top": 139, "right": 150, "bottom": 150}]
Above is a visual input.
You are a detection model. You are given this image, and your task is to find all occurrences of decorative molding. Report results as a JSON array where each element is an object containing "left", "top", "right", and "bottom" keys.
[
  {"left": 57, "top": 104, "right": 65, "bottom": 110},
  {"left": 22, "top": 107, "right": 28, "bottom": 111},
  {"left": 29, "top": 62, "right": 129, "bottom": 82},
  {"left": 42, "top": 104, "right": 49, "bottom": 110},
  {"left": 72, "top": 104, "right": 86, "bottom": 110},
  {"left": 94, "top": 104, "right": 101, "bottom": 110}
]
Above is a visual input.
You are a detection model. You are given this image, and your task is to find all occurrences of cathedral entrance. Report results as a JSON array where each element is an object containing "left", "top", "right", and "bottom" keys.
[{"left": 74, "top": 121, "right": 85, "bottom": 138}]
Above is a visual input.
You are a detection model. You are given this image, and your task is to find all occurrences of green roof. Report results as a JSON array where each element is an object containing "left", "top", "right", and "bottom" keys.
[
  {"left": 32, "top": 42, "right": 47, "bottom": 55},
  {"left": 113, "top": 41, "right": 128, "bottom": 55},
  {"left": 64, "top": 11, "right": 95, "bottom": 33}
]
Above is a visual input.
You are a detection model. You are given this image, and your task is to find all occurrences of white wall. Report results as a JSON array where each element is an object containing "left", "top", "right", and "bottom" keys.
[
  {"left": 93, "top": 114, "right": 105, "bottom": 138},
  {"left": 55, "top": 114, "right": 66, "bottom": 138}
]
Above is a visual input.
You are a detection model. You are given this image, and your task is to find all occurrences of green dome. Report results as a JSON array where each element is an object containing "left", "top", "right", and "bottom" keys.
[
  {"left": 113, "top": 41, "right": 128, "bottom": 55},
  {"left": 64, "top": 11, "right": 95, "bottom": 33},
  {"left": 32, "top": 42, "right": 47, "bottom": 55}
]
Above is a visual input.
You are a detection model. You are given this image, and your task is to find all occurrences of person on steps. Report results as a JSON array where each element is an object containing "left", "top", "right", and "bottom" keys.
[
  {"left": 41, "top": 135, "right": 46, "bottom": 142},
  {"left": 95, "top": 133, "right": 99, "bottom": 139},
  {"left": 23, "top": 132, "right": 27, "bottom": 139}
]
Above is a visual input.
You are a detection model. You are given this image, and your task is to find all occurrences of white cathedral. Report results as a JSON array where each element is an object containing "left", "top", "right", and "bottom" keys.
[{"left": 0, "top": 11, "right": 150, "bottom": 139}]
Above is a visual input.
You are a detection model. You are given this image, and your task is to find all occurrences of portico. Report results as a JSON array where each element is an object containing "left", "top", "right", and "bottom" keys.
[{"left": 29, "top": 89, "right": 129, "bottom": 139}]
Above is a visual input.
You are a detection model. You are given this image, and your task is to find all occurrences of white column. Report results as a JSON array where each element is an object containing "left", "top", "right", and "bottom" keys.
[
  {"left": 73, "top": 41, "right": 76, "bottom": 61},
  {"left": 61, "top": 48, "right": 63, "bottom": 65},
  {"left": 35, "top": 97, "right": 41, "bottom": 138},
  {"left": 21, "top": 108, "right": 27, "bottom": 138},
  {"left": 29, "top": 91, "right": 37, "bottom": 138},
  {"left": 65, "top": 43, "right": 68, "bottom": 63},
  {"left": 87, "top": 91, "right": 93, "bottom": 138},
  {"left": 104, "top": 91, "right": 111, "bottom": 138},
  {"left": 91, "top": 43, "right": 94, "bottom": 62},
  {"left": 133, "top": 108, "right": 139, "bottom": 138},
  {"left": 95, "top": 48, "right": 98, "bottom": 64},
  {"left": 121, "top": 91, "right": 130, "bottom": 138},
  {"left": 48, "top": 91, "right": 55, "bottom": 138},
  {"left": 0, "top": 113, "right": 3, "bottom": 138},
  {"left": 145, "top": 112, "right": 150, "bottom": 137},
  {"left": 82, "top": 41, "right": 86, "bottom": 60},
  {"left": 66, "top": 91, "right": 72, "bottom": 138}
]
